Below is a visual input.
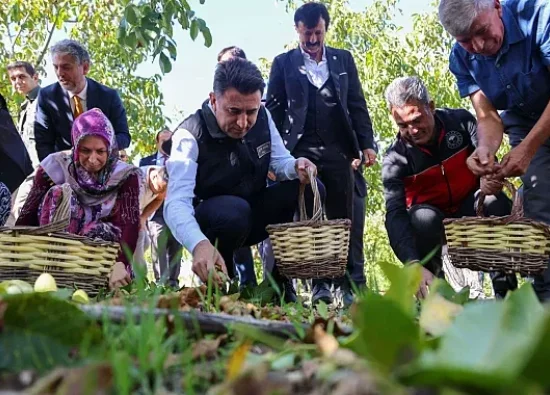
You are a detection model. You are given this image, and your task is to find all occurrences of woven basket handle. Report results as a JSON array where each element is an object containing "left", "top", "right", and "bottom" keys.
[
  {"left": 298, "top": 167, "right": 323, "bottom": 222},
  {"left": 476, "top": 180, "right": 523, "bottom": 218}
]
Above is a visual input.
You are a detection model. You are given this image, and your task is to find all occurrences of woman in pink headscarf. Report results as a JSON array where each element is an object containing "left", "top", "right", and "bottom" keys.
[{"left": 17, "top": 108, "right": 140, "bottom": 288}]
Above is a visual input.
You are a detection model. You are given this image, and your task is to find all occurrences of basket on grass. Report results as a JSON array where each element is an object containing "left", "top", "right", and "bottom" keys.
[
  {"left": 443, "top": 181, "right": 550, "bottom": 275},
  {"left": 266, "top": 168, "right": 351, "bottom": 279},
  {"left": 0, "top": 219, "right": 119, "bottom": 295}
]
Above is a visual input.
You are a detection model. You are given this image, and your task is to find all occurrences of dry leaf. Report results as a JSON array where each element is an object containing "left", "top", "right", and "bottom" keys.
[
  {"left": 192, "top": 334, "right": 228, "bottom": 361},
  {"left": 313, "top": 324, "right": 339, "bottom": 357},
  {"left": 180, "top": 286, "right": 207, "bottom": 308},
  {"left": 27, "top": 363, "right": 113, "bottom": 395},
  {"left": 227, "top": 340, "right": 252, "bottom": 380},
  {"left": 419, "top": 293, "right": 464, "bottom": 337}
]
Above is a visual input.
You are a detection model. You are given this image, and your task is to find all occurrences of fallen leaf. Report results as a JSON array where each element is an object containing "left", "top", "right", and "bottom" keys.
[
  {"left": 419, "top": 293, "right": 464, "bottom": 337},
  {"left": 180, "top": 286, "right": 207, "bottom": 308},
  {"left": 27, "top": 363, "right": 113, "bottom": 395},
  {"left": 192, "top": 334, "right": 228, "bottom": 361},
  {"left": 227, "top": 339, "right": 252, "bottom": 380},
  {"left": 313, "top": 324, "right": 339, "bottom": 357}
]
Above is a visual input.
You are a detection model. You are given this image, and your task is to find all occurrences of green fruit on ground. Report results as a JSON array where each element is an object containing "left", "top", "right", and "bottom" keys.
[
  {"left": 34, "top": 273, "right": 58, "bottom": 292},
  {"left": 0, "top": 280, "right": 34, "bottom": 295},
  {"left": 72, "top": 289, "right": 90, "bottom": 304}
]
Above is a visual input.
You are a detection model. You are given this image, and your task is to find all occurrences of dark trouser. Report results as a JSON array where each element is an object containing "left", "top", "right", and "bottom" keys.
[
  {"left": 194, "top": 179, "right": 324, "bottom": 279},
  {"left": 348, "top": 169, "right": 367, "bottom": 288},
  {"left": 149, "top": 215, "right": 183, "bottom": 288},
  {"left": 504, "top": 111, "right": 550, "bottom": 301},
  {"left": 409, "top": 190, "right": 515, "bottom": 295},
  {"left": 233, "top": 246, "right": 258, "bottom": 286}
]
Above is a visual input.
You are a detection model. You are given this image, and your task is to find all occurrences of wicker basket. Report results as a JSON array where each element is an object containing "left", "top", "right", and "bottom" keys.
[
  {"left": 443, "top": 181, "right": 550, "bottom": 275},
  {"left": 0, "top": 220, "right": 119, "bottom": 295},
  {"left": 266, "top": 168, "right": 351, "bottom": 279}
]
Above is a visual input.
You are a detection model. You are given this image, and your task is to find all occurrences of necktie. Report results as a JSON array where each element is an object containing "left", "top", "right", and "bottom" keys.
[{"left": 73, "top": 95, "right": 84, "bottom": 118}]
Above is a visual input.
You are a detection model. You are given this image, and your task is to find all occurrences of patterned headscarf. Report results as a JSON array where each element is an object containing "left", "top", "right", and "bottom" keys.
[{"left": 41, "top": 108, "right": 139, "bottom": 208}]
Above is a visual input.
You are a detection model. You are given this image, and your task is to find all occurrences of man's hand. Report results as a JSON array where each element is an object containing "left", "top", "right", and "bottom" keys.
[
  {"left": 351, "top": 158, "right": 362, "bottom": 171},
  {"left": 494, "top": 143, "right": 536, "bottom": 178},
  {"left": 467, "top": 146, "right": 498, "bottom": 176},
  {"left": 480, "top": 176, "right": 504, "bottom": 196},
  {"left": 192, "top": 240, "right": 228, "bottom": 285},
  {"left": 295, "top": 157, "right": 317, "bottom": 184},
  {"left": 416, "top": 267, "right": 435, "bottom": 300},
  {"left": 362, "top": 148, "right": 377, "bottom": 167}
]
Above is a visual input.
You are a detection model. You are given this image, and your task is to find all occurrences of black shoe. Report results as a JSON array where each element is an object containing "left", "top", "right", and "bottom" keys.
[
  {"left": 280, "top": 279, "right": 297, "bottom": 304},
  {"left": 312, "top": 283, "right": 333, "bottom": 305}
]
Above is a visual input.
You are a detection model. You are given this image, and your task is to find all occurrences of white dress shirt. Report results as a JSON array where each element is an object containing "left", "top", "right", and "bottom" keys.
[
  {"left": 156, "top": 151, "right": 168, "bottom": 166},
  {"left": 164, "top": 105, "right": 298, "bottom": 254},
  {"left": 300, "top": 46, "right": 329, "bottom": 88},
  {"left": 68, "top": 80, "right": 88, "bottom": 114}
]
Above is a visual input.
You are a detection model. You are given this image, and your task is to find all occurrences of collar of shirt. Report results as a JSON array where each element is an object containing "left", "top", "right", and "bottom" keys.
[
  {"left": 26, "top": 86, "right": 40, "bottom": 102},
  {"left": 299, "top": 45, "right": 329, "bottom": 88},
  {"left": 496, "top": 4, "right": 526, "bottom": 57},
  {"left": 67, "top": 79, "right": 88, "bottom": 102}
]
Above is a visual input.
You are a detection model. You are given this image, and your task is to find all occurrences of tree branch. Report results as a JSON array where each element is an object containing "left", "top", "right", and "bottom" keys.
[
  {"left": 11, "top": 14, "right": 31, "bottom": 54},
  {"left": 35, "top": 8, "right": 62, "bottom": 67}
]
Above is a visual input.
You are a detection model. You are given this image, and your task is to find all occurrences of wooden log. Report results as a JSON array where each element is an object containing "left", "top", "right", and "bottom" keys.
[{"left": 80, "top": 304, "right": 338, "bottom": 339}]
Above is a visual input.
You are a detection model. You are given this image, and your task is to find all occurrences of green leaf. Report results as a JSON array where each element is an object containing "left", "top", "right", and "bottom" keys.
[
  {"left": 379, "top": 261, "right": 422, "bottom": 317},
  {"left": 124, "top": 5, "right": 139, "bottom": 26},
  {"left": 201, "top": 26, "right": 213, "bottom": 47},
  {"left": 190, "top": 19, "right": 199, "bottom": 40},
  {"left": 159, "top": 52, "right": 172, "bottom": 74},
  {"left": 316, "top": 300, "right": 329, "bottom": 320},
  {"left": 402, "top": 284, "right": 545, "bottom": 390},
  {"left": 0, "top": 293, "right": 101, "bottom": 371},
  {"left": 429, "top": 279, "right": 470, "bottom": 305},
  {"left": 239, "top": 279, "right": 276, "bottom": 306},
  {"left": 344, "top": 293, "right": 421, "bottom": 372}
]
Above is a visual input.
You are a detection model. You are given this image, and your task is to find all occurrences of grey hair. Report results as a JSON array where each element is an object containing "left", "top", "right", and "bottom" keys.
[
  {"left": 438, "top": 0, "right": 495, "bottom": 37},
  {"left": 384, "top": 76, "right": 431, "bottom": 110},
  {"left": 50, "top": 39, "right": 90, "bottom": 65}
]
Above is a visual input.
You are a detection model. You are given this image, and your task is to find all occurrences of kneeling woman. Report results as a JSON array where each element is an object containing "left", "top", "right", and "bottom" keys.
[{"left": 17, "top": 108, "right": 140, "bottom": 288}]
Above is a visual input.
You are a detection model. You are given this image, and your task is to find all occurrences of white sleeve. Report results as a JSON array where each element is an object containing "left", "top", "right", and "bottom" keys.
[
  {"left": 266, "top": 108, "right": 298, "bottom": 181},
  {"left": 164, "top": 129, "right": 207, "bottom": 253}
]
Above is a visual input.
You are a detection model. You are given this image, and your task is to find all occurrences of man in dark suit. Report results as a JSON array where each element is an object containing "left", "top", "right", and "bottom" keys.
[
  {"left": 266, "top": 2, "right": 377, "bottom": 305},
  {"left": 140, "top": 129, "right": 182, "bottom": 288},
  {"left": 34, "top": 39, "right": 130, "bottom": 161}
]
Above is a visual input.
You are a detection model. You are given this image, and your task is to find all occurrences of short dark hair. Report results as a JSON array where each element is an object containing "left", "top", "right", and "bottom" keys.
[
  {"left": 217, "top": 46, "right": 247, "bottom": 62},
  {"left": 213, "top": 57, "right": 265, "bottom": 97},
  {"left": 155, "top": 128, "right": 172, "bottom": 142},
  {"left": 7, "top": 61, "right": 37, "bottom": 76},
  {"left": 294, "top": 2, "right": 331, "bottom": 30}
]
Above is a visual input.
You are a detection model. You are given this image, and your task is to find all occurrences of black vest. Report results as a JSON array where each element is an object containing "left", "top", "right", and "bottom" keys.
[
  {"left": 294, "top": 77, "right": 349, "bottom": 160},
  {"left": 181, "top": 101, "right": 272, "bottom": 202}
]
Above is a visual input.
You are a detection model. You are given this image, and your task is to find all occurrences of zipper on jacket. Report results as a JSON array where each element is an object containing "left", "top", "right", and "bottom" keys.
[{"left": 440, "top": 163, "right": 453, "bottom": 210}]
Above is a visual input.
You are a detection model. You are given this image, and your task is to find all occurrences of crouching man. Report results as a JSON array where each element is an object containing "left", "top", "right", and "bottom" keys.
[
  {"left": 382, "top": 76, "right": 515, "bottom": 299},
  {"left": 164, "top": 58, "right": 322, "bottom": 302}
]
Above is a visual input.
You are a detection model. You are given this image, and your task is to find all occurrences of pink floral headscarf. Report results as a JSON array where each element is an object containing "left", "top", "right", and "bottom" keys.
[{"left": 41, "top": 108, "right": 139, "bottom": 208}]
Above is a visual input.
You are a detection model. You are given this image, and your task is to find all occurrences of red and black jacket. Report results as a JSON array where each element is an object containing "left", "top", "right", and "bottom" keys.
[{"left": 382, "top": 108, "right": 478, "bottom": 263}]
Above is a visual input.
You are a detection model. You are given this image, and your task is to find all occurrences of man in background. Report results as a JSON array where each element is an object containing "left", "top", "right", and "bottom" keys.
[{"left": 140, "top": 129, "right": 182, "bottom": 288}]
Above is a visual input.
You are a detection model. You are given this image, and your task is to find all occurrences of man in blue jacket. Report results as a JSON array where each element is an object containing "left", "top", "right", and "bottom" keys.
[
  {"left": 439, "top": 0, "right": 550, "bottom": 301},
  {"left": 34, "top": 39, "right": 130, "bottom": 161}
]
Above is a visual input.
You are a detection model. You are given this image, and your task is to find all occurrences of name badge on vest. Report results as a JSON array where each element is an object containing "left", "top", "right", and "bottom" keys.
[{"left": 257, "top": 142, "right": 271, "bottom": 159}]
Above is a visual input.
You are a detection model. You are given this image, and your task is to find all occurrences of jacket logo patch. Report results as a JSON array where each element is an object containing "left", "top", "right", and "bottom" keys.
[
  {"left": 257, "top": 142, "right": 271, "bottom": 159},
  {"left": 230, "top": 151, "right": 238, "bottom": 166},
  {"left": 446, "top": 131, "right": 463, "bottom": 150}
]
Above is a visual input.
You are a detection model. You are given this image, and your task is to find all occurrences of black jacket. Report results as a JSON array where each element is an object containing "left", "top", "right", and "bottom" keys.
[
  {"left": 0, "top": 95, "right": 33, "bottom": 192},
  {"left": 265, "top": 46, "right": 376, "bottom": 159},
  {"left": 382, "top": 108, "right": 478, "bottom": 263}
]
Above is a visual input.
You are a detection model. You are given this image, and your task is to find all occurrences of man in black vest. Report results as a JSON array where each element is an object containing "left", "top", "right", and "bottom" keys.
[
  {"left": 266, "top": 2, "right": 377, "bottom": 305},
  {"left": 164, "top": 58, "right": 322, "bottom": 302}
]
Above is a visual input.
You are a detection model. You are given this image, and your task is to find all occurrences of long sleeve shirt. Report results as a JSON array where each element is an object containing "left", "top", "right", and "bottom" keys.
[{"left": 164, "top": 106, "right": 298, "bottom": 254}]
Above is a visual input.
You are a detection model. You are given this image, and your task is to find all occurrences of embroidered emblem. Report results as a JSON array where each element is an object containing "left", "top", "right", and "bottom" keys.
[
  {"left": 230, "top": 151, "right": 238, "bottom": 166},
  {"left": 446, "top": 131, "right": 463, "bottom": 150},
  {"left": 257, "top": 142, "right": 271, "bottom": 159}
]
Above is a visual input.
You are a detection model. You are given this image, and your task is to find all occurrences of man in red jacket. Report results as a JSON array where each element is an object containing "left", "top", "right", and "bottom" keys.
[{"left": 382, "top": 76, "right": 514, "bottom": 299}]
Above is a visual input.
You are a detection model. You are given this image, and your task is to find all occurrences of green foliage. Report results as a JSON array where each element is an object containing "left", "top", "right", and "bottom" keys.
[{"left": 0, "top": 292, "right": 101, "bottom": 372}]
